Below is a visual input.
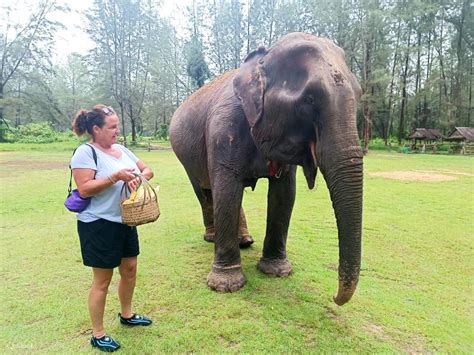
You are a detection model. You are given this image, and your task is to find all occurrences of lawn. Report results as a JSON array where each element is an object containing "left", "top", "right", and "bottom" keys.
[{"left": 0, "top": 146, "right": 473, "bottom": 353}]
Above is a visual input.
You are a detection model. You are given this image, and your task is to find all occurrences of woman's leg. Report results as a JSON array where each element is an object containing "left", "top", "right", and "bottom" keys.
[
  {"left": 118, "top": 257, "right": 137, "bottom": 318},
  {"left": 89, "top": 267, "right": 114, "bottom": 337}
]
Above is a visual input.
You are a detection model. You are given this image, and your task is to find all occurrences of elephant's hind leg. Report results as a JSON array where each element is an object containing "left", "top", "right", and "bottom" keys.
[
  {"left": 206, "top": 208, "right": 255, "bottom": 249},
  {"left": 188, "top": 176, "right": 215, "bottom": 242},
  {"left": 238, "top": 209, "right": 254, "bottom": 248}
]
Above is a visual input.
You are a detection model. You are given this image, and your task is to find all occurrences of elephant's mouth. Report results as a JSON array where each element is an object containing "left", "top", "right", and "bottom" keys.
[
  {"left": 260, "top": 139, "right": 318, "bottom": 189},
  {"left": 302, "top": 141, "right": 317, "bottom": 190}
]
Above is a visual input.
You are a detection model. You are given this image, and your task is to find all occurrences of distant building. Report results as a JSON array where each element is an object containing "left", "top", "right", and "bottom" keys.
[
  {"left": 407, "top": 128, "right": 445, "bottom": 142},
  {"left": 445, "top": 127, "right": 474, "bottom": 143},
  {"left": 445, "top": 127, "right": 474, "bottom": 154},
  {"left": 407, "top": 128, "right": 445, "bottom": 152}
]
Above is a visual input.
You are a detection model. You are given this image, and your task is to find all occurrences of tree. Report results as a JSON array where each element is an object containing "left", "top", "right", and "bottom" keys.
[
  {"left": 147, "top": 20, "right": 185, "bottom": 135},
  {"left": 184, "top": 0, "right": 210, "bottom": 87},
  {"left": 446, "top": 0, "right": 472, "bottom": 126},
  {"left": 185, "top": 35, "right": 211, "bottom": 88},
  {"left": 52, "top": 53, "right": 94, "bottom": 123},
  {"left": 87, "top": 0, "right": 155, "bottom": 144},
  {"left": 208, "top": 0, "right": 244, "bottom": 74},
  {"left": 0, "top": 0, "right": 64, "bottom": 131},
  {"left": 1, "top": 0, "right": 472, "bottom": 144},
  {"left": 246, "top": 0, "right": 278, "bottom": 52}
]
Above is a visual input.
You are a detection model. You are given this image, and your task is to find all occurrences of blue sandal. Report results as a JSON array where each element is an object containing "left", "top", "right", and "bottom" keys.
[
  {"left": 119, "top": 313, "right": 152, "bottom": 326},
  {"left": 90, "top": 334, "right": 121, "bottom": 352}
]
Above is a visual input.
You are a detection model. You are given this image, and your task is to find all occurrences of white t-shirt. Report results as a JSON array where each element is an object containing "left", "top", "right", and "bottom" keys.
[{"left": 71, "top": 144, "right": 140, "bottom": 223}]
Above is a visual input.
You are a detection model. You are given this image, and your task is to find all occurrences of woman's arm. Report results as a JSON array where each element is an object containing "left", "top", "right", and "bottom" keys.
[
  {"left": 137, "top": 161, "right": 154, "bottom": 180},
  {"left": 127, "top": 161, "right": 154, "bottom": 191},
  {"left": 74, "top": 168, "right": 136, "bottom": 198}
]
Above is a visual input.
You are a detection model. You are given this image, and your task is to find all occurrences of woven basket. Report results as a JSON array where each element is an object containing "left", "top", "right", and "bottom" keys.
[{"left": 121, "top": 175, "right": 160, "bottom": 226}]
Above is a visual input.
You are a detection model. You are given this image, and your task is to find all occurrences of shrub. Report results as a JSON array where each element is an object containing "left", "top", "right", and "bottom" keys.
[
  {"left": 0, "top": 121, "right": 11, "bottom": 142},
  {"left": 155, "top": 124, "right": 169, "bottom": 141},
  {"left": 7, "top": 122, "right": 75, "bottom": 143}
]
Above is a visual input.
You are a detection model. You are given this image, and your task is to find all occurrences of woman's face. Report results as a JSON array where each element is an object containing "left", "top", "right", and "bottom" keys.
[{"left": 93, "top": 114, "right": 120, "bottom": 146}]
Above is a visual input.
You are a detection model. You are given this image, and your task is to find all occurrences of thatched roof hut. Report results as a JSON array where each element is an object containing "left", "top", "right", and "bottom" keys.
[
  {"left": 407, "top": 128, "right": 445, "bottom": 141},
  {"left": 445, "top": 127, "right": 474, "bottom": 142}
]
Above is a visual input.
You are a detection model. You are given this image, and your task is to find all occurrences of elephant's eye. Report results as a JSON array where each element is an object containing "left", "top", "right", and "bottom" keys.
[{"left": 305, "top": 95, "right": 315, "bottom": 105}]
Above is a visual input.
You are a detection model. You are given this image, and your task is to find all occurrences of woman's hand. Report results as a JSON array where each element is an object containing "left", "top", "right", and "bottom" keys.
[
  {"left": 112, "top": 168, "right": 136, "bottom": 183},
  {"left": 127, "top": 175, "right": 141, "bottom": 191}
]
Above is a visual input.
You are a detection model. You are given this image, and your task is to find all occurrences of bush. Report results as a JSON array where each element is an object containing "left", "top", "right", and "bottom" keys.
[
  {"left": 6, "top": 122, "right": 75, "bottom": 143},
  {"left": 155, "top": 124, "right": 169, "bottom": 141},
  {"left": 367, "top": 137, "right": 400, "bottom": 151},
  {"left": 0, "top": 121, "right": 10, "bottom": 142}
]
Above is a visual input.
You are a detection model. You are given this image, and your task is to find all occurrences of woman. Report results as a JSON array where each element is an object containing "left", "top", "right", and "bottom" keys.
[{"left": 71, "top": 104, "right": 153, "bottom": 352}]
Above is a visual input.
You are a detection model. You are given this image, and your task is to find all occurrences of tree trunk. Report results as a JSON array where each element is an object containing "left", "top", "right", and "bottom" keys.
[
  {"left": 438, "top": 10, "right": 448, "bottom": 98},
  {"left": 0, "top": 84, "right": 7, "bottom": 128},
  {"left": 129, "top": 103, "right": 137, "bottom": 144},
  {"left": 468, "top": 58, "right": 472, "bottom": 127},
  {"left": 414, "top": 30, "right": 422, "bottom": 127},
  {"left": 213, "top": 0, "right": 222, "bottom": 73},
  {"left": 15, "top": 80, "right": 21, "bottom": 127},
  {"left": 362, "top": 32, "right": 372, "bottom": 155},
  {"left": 398, "top": 26, "right": 411, "bottom": 145},
  {"left": 246, "top": 0, "right": 251, "bottom": 54},
  {"left": 267, "top": 0, "right": 276, "bottom": 46},
  {"left": 421, "top": 30, "right": 432, "bottom": 128},
  {"left": 173, "top": 31, "right": 180, "bottom": 107},
  {"left": 386, "top": 19, "right": 402, "bottom": 145},
  {"left": 119, "top": 102, "right": 126, "bottom": 146},
  {"left": 453, "top": 0, "right": 467, "bottom": 123}
]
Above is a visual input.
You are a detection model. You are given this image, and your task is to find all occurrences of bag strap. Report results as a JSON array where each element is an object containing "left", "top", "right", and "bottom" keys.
[{"left": 67, "top": 143, "right": 98, "bottom": 195}]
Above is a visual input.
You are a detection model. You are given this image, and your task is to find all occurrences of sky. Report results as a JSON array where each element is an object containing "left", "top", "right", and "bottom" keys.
[{"left": 2, "top": 0, "right": 192, "bottom": 64}]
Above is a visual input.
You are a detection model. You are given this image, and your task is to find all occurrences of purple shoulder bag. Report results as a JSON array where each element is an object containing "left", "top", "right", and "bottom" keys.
[{"left": 64, "top": 144, "right": 97, "bottom": 212}]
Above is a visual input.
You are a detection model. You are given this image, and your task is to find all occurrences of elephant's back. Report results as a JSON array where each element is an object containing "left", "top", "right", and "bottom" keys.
[
  {"left": 171, "top": 69, "right": 237, "bottom": 121},
  {"left": 169, "top": 69, "right": 238, "bottom": 186},
  {"left": 170, "top": 69, "right": 237, "bottom": 140}
]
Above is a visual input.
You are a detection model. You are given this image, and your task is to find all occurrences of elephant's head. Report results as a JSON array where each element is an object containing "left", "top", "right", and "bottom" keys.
[{"left": 233, "top": 33, "right": 363, "bottom": 305}]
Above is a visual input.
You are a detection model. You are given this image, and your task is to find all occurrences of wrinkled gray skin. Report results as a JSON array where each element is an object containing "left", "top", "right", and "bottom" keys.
[{"left": 169, "top": 32, "right": 363, "bottom": 305}]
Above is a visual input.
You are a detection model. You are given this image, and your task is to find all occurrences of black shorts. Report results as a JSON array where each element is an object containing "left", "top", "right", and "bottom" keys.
[{"left": 77, "top": 219, "right": 139, "bottom": 269}]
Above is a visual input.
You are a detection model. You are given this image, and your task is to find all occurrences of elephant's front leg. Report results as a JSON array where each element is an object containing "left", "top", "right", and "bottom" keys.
[
  {"left": 207, "top": 175, "right": 246, "bottom": 292},
  {"left": 257, "top": 166, "right": 296, "bottom": 277}
]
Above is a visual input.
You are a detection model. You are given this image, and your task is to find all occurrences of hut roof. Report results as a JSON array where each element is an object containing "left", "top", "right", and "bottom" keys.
[
  {"left": 408, "top": 128, "right": 444, "bottom": 140},
  {"left": 446, "top": 127, "right": 474, "bottom": 142}
]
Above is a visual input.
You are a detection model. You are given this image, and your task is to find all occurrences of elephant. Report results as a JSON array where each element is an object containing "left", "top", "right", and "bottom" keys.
[{"left": 169, "top": 32, "right": 363, "bottom": 305}]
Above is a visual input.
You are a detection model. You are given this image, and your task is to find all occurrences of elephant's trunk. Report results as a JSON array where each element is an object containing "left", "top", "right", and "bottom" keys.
[{"left": 323, "top": 156, "right": 363, "bottom": 306}]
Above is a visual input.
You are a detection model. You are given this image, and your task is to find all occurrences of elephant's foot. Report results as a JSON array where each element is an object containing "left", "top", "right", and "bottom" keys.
[
  {"left": 257, "top": 257, "right": 293, "bottom": 277},
  {"left": 207, "top": 264, "right": 246, "bottom": 292},
  {"left": 239, "top": 234, "right": 254, "bottom": 248},
  {"left": 203, "top": 228, "right": 254, "bottom": 249},
  {"left": 203, "top": 227, "right": 215, "bottom": 243}
]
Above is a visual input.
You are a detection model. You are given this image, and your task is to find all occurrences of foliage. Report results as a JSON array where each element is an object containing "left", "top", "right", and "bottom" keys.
[
  {"left": 86, "top": 0, "right": 160, "bottom": 143},
  {"left": 0, "top": 0, "right": 472, "bottom": 149},
  {"left": 155, "top": 123, "right": 169, "bottom": 140},
  {"left": 185, "top": 35, "right": 211, "bottom": 88},
  {"left": 4, "top": 122, "right": 74, "bottom": 143},
  {"left": 207, "top": 0, "right": 244, "bottom": 73},
  {"left": 0, "top": 1, "right": 66, "bottom": 127},
  {"left": 0, "top": 148, "right": 473, "bottom": 352},
  {"left": 0, "top": 121, "right": 10, "bottom": 142}
]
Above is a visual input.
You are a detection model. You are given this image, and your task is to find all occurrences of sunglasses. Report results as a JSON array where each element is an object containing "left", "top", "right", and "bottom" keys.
[{"left": 101, "top": 106, "right": 115, "bottom": 115}]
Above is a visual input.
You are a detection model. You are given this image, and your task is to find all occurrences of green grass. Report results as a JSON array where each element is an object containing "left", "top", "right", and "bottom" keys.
[{"left": 0, "top": 146, "right": 473, "bottom": 353}]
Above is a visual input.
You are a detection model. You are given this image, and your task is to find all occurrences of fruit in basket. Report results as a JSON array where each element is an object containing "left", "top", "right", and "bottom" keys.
[{"left": 122, "top": 190, "right": 138, "bottom": 205}]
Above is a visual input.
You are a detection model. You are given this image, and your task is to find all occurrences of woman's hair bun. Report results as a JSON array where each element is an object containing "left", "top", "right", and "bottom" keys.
[
  {"left": 72, "top": 106, "right": 108, "bottom": 137},
  {"left": 72, "top": 109, "right": 90, "bottom": 136}
]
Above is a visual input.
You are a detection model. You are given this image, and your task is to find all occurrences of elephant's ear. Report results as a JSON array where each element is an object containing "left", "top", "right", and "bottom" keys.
[
  {"left": 233, "top": 47, "right": 267, "bottom": 128},
  {"left": 349, "top": 72, "right": 362, "bottom": 102}
]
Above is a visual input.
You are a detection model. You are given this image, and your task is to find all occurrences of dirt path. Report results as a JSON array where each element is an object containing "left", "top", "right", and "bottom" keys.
[{"left": 369, "top": 171, "right": 458, "bottom": 182}]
